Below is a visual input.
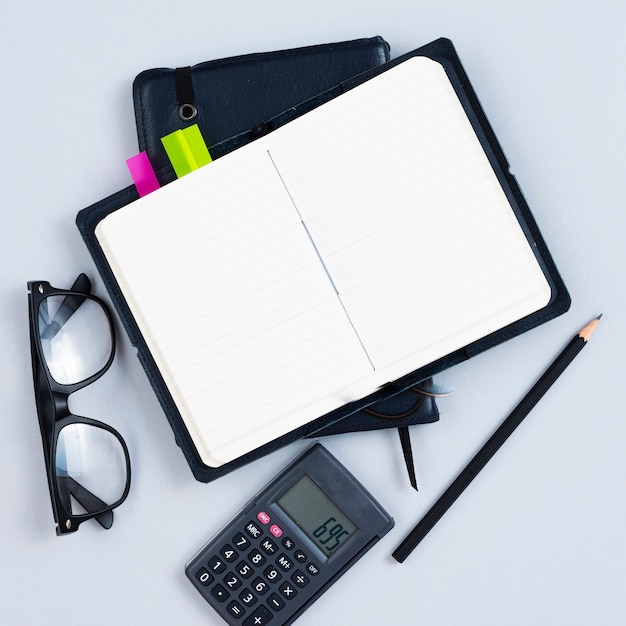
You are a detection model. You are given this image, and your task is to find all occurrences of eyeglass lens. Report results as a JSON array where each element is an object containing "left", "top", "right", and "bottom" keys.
[
  {"left": 55, "top": 424, "right": 129, "bottom": 516},
  {"left": 36, "top": 292, "right": 127, "bottom": 521},
  {"left": 37, "top": 295, "right": 112, "bottom": 385}
]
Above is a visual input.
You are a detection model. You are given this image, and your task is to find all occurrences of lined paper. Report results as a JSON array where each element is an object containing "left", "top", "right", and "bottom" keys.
[
  {"left": 97, "top": 147, "right": 373, "bottom": 466},
  {"left": 96, "top": 56, "right": 551, "bottom": 466},
  {"left": 268, "top": 57, "right": 551, "bottom": 383}
]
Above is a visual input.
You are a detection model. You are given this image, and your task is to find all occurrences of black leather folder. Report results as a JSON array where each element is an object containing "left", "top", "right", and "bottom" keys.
[{"left": 133, "top": 37, "right": 392, "bottom": 180}]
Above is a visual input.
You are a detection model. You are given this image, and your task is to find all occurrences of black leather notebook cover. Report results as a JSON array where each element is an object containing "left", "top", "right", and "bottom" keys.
[
  {"left": 133, "top": 37, "right": 391, "bottom": 180},
  {"left": 77, "top": 38, "right": 570, "bottom": 482}
]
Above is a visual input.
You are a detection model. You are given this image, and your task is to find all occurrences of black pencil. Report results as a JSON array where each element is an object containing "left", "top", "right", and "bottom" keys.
[{"left": 392, "top": 316, "right": 601, "bottom": 563}]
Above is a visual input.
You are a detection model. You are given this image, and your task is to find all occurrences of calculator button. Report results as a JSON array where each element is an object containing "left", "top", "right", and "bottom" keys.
[
  {"left": 208, "top": 555, "right": 227, "bottom": 574},
  {"left": 281, "top": 537, "right": 295, "bottom": 550},
  {"left": 269, "top": 524, "right": 282, "bottom": 538},
  {"left": 267, "top": 593, "right": 285, "bottom": 612},
  {"left": 236, "top": 561, "right": 254, "bottom": 579},
  {"left": 221, "top": 544, "right": 239, "bottom": 562},
  {"left": 239, "top": 589, "right": 258, "bottom": 607},
  {"left": 291, "top": 570, "right": 309, "bottom": 588},
  {"left": 305, "top": 562, "right": 320, "bottom": 576},
  {"left": 227, "top": 600, "right": 246, "bottom": 618},
  {"left": 233, "top": 532, "right": 251, "bottom": 550},
  {"left": 263, "top": 565, "right": 282, "bottom": 583},
  {"left": 248, "top": 549, "right": 266, "bottom": 567},
  {"left": 211, "top": 584, "right": 230, "bottom": 603},
  {"left": 223, "top": 573, "right": 243, "bottom": 591},
  {"left": 275, "top": 554, "right": 293, "bottom": 571},
  {"left": 294, "top": 550, "right": 307, "bottom": 563},
  {"left": 252, "top": 577, "right": 270, "bottom": 595},
  {"left": 279, "top": 581, "right": 298, "bottom": 600},
  {"left": 245, "top": 521, "right": 263, "bottom": 539},
  {"left": 242, "top": 605, "right": 273, "bottom": 626},
  {"left": 257, "top": 511, "right": 271, "bottom": 524},
  {"left": 195, "top": 567, "right": 214, "bottom": 586},
  {"left": 259, "top": 538, "right": 278, "bottom": 555}
]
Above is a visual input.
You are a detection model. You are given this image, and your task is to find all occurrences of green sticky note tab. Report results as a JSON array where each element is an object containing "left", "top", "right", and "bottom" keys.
[
  {"left": 161, "top": 130, "right": 194, "bottom": 178},
  {"left": 161, "top": 124, "right": 212, "bottom": 178},
  {"left": 182, "top": 124, "right": 212, "bottom": 168}
]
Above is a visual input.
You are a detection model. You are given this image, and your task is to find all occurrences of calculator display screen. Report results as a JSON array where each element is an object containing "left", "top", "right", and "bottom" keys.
[{"left": 277, "top": 475, "right": 357, "bottom": 557}]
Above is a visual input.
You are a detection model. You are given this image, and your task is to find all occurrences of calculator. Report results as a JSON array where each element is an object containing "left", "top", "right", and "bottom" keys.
[{"left": 185, "top": 443, "right": 394, "bottom": 625}]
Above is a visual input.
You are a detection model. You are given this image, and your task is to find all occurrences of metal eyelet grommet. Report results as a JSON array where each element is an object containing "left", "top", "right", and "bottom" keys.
[{"left": 178, "top": 103, "right": 198, "bottom": 122}]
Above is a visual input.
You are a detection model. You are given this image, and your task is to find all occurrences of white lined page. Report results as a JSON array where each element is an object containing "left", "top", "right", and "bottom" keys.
[
  {"left": 96, "top": 56, "right": 552, "bottom": 466},
  {"left": 268, "top": 57, "right": 551, "bottom": 382},
  {"left": 97, "top": 146, "right": 373, "bottom": 466}
]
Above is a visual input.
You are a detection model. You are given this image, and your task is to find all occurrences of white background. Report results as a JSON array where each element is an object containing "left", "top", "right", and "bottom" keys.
[{"left": 1, "top": 1, "right": 624, "bottom": 624}]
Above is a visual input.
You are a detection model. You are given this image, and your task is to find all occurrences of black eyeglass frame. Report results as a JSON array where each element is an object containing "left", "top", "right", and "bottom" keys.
[{"left": 28, "top": 274, "right": 131, "bottom": 535}]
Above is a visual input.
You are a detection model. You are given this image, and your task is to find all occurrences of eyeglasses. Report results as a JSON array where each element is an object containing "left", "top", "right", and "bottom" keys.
[{"left": 28, "top": 274, "right": 131, "bottom": 535}]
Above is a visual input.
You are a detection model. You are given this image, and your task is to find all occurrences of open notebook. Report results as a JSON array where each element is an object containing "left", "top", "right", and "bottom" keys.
[
  {"left": 93, "top": 51, "right": 565, "bottom": 469},
  {"left": 79, "top": 40, "right": 569, "bottom": 478}
]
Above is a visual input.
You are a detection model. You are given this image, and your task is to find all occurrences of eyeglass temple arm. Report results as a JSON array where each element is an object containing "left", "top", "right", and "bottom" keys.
[
  {"left": 69, "top": 273, "right": 92, "bottom": 294},
  {"left": 56, "top": 475, "right": 114, "bottom": 530},
  {"left": 39, "top": 274, "right": 92, "bottom": 341}
]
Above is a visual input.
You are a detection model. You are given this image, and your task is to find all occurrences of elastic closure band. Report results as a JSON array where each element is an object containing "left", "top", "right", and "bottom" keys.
[{"left": 175, "top": 66, "right": 197, "bottom": 121}]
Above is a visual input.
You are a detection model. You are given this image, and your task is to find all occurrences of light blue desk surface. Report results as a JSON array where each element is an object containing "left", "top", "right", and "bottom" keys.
[{"left": 2, "top": 2, "right": 624, "bottom": 624}]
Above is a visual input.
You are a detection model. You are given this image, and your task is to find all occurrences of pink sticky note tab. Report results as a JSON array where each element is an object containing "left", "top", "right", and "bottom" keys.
[{"left": 126, "top": 152, "right": 160, "bottom": 197}]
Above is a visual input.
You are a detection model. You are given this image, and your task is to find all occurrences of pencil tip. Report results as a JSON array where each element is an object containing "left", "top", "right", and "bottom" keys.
[{"left": 580, "top": 315, "right": 601, "bottom": 342}]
